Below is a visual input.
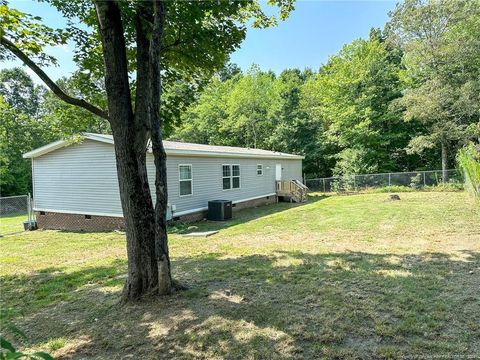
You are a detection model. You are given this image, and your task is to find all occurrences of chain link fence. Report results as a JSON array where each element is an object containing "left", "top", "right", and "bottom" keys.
[
  {"left": 305, "top": 169, "right": 462, "bottom": 193},
  {"left": 0, "top": 194, "right": 34, "bottom": 236}
]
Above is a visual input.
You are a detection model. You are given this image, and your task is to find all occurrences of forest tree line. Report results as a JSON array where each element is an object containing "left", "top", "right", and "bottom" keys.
[
  {"left": 172, "top": 0, "right": 480, "bottom": 178},
  {"left": 1, "top": 0, "right": 479, "bottom": 196}
]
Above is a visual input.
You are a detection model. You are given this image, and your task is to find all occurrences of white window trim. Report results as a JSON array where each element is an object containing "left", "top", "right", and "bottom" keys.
[
  {"left": 257, "top": 164, "right": 263, "bottom": 176},
  {"left": 178, "top": 164, "right": 193, "bottom": 197},
  {"left": 222, "top": 164, "right": 241, "bottom": 191}
]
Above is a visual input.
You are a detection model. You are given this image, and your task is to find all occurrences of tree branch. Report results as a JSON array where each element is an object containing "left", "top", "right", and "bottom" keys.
[
  {"left": 133, "top": 1, "right": 154, "bottom": 152},
  {"left": 160, "top": 24, "right": 183, "bottom": 52},
  {"left": 0, "top": 35, "right": 109, "bottom": 120},
  {"left": 94, "top": 0, "right": 133, "bottom": 128}
]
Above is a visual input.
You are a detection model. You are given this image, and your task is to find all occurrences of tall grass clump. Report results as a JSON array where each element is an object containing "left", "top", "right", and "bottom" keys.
[{"left": 457, "top": 142, "right": 480, "bottom": 199}]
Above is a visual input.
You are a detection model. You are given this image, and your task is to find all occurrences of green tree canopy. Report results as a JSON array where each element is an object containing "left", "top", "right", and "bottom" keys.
[
  {"left": 388, "top": 0, "right": 480, "bottom": 180},
  {"left": 301, "top": 35, "right": 415, "bottom": 175},
  {"left": 0, "top": 67, "right": 42, "bottom": 117}
]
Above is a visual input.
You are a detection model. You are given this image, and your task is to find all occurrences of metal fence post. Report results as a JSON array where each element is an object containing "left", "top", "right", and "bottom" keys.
[
  {"left": 27, "top": 193, "right": 31, "bottom": 222},
  {"left": 323, "top": 178, "right": 326, "bottom": 193},
  {"left": 388, "top": 173, "right": 391, "bottom": 186},
  {"left": 423, "top": 172, "right": 426, "bottom": 187}
]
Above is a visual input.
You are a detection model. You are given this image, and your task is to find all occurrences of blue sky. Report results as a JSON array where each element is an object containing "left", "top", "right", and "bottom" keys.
[
  {"left": 232, "top": 0, "right": 396, "bottom": 72},
  {"left": 1, "top": 0, "right": 397, "bottom": 81}
]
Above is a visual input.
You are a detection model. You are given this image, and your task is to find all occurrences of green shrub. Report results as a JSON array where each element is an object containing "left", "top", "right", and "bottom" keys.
[
  {"left": 370, "top": 186, "right": 414, "bottom": 193},
  {"left": 1, "top": 336, "right": 54, "bottom": 360},
  {"left": 366, "top": 183, "right": 463, "bottom": 193},
  {"left": 45, "top": 338, "right": 67, "bottom": 352},
  {"left": 424, "top": 182, "right": 464, "bottom": 192},
  {"left": 331, "top": 175, "right": 356, "bottom": 192},
  {"left": 409, "top": 173, "right": 423, "bottom": 189},
  {"left": 457, "top": 142, "right": 480, "bottom": 199},
  {"left": 331, "top": 179, "right": 343, "bottom": 193},
  {"left": 168, "top": 222, "right": 191, "bottom": 234},
  {"left": 0, "top": 315, "right": 54, "bottom": 360}
]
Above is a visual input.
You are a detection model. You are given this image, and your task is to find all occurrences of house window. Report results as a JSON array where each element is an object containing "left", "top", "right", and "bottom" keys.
[
  {"left": 257, "top": 164, "right": 263, "bottom": 176},
  {"left": 179, "top": 164, "right": 192, "bottom": 196},
  {"left": 222, "top": 164, "right": 240, "bottom": 190},
  {"left": 222, "top": 165, "right": 231, "bottom": 190},
  {"left": 232, "top": 165, "right": 240, "bottom": 188}
]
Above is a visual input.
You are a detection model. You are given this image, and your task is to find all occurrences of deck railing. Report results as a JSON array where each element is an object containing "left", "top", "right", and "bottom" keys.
[{"left": 276, "top": 180, "right": 308, "bottom": 202}]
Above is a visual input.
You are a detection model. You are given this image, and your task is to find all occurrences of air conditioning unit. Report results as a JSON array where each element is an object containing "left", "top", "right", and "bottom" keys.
[{"left": 207, "top": 200, "right": 232, "bottom": 221}]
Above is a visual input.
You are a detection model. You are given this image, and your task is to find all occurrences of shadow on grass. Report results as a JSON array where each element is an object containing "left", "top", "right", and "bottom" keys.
[
  {"left": 170, "top": 193, "right": 330, "bottom": 234},
  {"left": 4, "top": 249, "right": 479, "bottom": 359},
  {"left": 52, "top": 194, "right": 330, "bottom": 236},
  {"left": 1, "top": 259, "right": 127, "bottom": 319}
]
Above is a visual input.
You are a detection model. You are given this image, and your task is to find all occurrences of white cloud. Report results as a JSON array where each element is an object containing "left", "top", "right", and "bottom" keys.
[{"left": 53, "top": 43, "right": 71, "bottom": 53}]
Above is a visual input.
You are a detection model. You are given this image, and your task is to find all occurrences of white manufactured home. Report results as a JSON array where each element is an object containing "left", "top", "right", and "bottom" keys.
[{"left": 23, "top": 133, "right": 306, "bottom": 230}]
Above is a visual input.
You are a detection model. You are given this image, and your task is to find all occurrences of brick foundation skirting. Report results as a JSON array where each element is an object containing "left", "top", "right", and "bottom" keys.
[
  {"left": 232, "top": 195, "right": 277, "bottom": 212},
  {"left": 35, "top": 195, "right": 278, "bottom": 231},
  {"left": 35, "top": 211, "right": 125, "bottom": 231}
]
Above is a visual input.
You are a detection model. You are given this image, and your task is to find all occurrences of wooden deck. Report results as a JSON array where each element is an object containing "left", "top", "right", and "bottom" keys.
[{"left": 276, "top": 180, "right": 308, "bottom": 203}]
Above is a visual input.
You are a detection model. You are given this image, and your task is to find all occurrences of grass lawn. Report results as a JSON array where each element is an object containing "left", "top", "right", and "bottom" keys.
[
  {"left": 0, "top": 214, "right": 27, "bottom": 235},
  {"left": 0, "top": 192, "right": 479, "bottom": 359}
]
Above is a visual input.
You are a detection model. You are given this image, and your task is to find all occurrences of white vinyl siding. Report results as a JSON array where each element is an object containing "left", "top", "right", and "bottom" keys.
[
  {"left": 32, "top": 140, "right": 123, "bottom": 216},
  {"left": 31, "top": 139, "right": 303, "bottom": 219},
  {"left": 280, "top": 159, "right": 302, "bottom": 181},
  {"left": 164, "top": 158, "right": 294, "bottom": 215}
]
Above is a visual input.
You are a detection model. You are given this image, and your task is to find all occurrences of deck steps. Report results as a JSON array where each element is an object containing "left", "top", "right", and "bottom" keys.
[{"left": 276, "top": 179, "right": 308, "bottom": 203}]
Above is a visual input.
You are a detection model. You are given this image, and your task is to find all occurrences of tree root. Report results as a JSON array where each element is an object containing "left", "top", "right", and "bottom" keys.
[{"left": 171, "top": 279, "right": 189, "bottom": 292}]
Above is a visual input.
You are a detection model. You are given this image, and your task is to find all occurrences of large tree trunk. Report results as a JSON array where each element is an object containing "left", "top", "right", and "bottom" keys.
[
  {"left": 149, "top": 0, "right": 172, "bottom": 295},
  {"left": 95, "top": 1, "right": 162, "bottom": 301},
  {"left": 441, "top": 140, "right": 448, "bottom": 182},
  {"left": 151, "top": 138, "right": 172, "bottom": 294},
  {"left": 113, "top": 131, "right": 159, "bottom": 300}
]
